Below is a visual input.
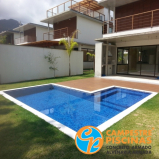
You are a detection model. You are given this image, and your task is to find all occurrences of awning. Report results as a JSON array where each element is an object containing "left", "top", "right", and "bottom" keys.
[{"left": 71, "top": 0, "right": 104, "bottom": 11}]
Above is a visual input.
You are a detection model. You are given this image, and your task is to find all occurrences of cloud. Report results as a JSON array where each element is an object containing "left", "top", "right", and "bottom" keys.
[
  {"left": 0, "top": 0, "right": 101, "bottom": 25},
  {"left": 0, "top": 0, "right": 61, "bottom": 25}
]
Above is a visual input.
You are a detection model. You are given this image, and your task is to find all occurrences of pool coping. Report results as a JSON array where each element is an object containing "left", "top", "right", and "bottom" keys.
[{"left": 0, "top": 83, "right": 158, "bottom": 139}]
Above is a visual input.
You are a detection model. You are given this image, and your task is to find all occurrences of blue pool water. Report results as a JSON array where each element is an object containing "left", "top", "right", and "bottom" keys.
[{"left": 11, "top": 86, "right": 150, "bottom": 131}]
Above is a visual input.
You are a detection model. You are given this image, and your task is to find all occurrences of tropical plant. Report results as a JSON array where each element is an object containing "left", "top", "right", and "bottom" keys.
[
  {"left": 0, "top": 35, "right": 7, "bottom": 44},
  {"left": 45, "top": 53, "right": 60, "bottom": 78},
  {"left": 86, "top": 52, "right": 95, "bottom": 71},
  {"left": 59, "top": 30, "right": 79, "bottom": 76}
]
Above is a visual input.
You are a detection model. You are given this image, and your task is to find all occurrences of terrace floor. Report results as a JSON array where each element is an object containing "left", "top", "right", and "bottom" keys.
[{"left": 57, "top": 77, "right": 159, "bottom": 92}]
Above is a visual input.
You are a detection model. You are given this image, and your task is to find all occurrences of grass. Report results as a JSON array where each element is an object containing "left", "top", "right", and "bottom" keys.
[{"left": 0, "top": 71, "right": 159, "bottom": 158}]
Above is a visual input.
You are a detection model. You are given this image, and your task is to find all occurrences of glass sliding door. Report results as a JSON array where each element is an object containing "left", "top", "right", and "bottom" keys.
[
  {"left": 141, "top": 46, "right": 156, "bottom": 76},
  {"left": 155, "top": 46, "right": 159, "bottom": 77},
  {"left": 128, "top": 47, "right": 141, "bottom": 75},
  {"left": 117, "top": 48, "right": 129, "bottom": 74},
  {"left": 117, "top": 45, "right": 159, "bottom": 77}
]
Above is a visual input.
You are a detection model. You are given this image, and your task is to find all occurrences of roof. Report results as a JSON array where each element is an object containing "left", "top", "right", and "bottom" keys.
[
  {"left": 71, "top": 0, "right": 104, "bottom": 11},
  {"left": 13, "top": 23, "right": 52, "bottom": 31}
]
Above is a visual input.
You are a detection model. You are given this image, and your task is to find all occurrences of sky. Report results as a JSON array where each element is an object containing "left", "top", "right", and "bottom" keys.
[{"left": 0, "top": 0, "right": 101, "bottom": 26}]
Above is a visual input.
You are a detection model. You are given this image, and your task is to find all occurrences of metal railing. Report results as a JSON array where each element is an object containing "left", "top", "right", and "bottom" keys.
[
  {"left": 15, "top": 36, "right": 36, "bottom": 45},
  {"left": 103, "top": 9, "right": 159, "bottom": 34},
  {"left": 46, "top": 0, "right": 105, "bottom": 21},
  {"left": 43, "top": 27, "right": 69, "bottom": 40}
]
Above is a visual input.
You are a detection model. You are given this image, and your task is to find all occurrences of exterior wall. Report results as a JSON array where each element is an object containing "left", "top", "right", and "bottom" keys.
[
  {"left": 53, "top": 17, "right": 77, "bottom": 39},
  {"left": 76, "top": 15, "right": 103, "bottom": 45},
  {"left": 116, "top": 0, "right": 159, "bottom": 19},
  {"left": 97, "top": 8, "right": 108, "bottom": 21},
  {"left": 36, "top": 26, "right": 52, "bottom": 41},
  {"left": 0, "top": 44, "right": 83, "bottom": 84},
  {"left": 115, "top": 0, "right": 159, "bottom": 32},
  {"left": 24, "top": 28, "right": 36, "bottom": 42}
]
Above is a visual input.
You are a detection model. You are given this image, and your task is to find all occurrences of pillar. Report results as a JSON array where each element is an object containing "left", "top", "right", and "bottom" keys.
[{"left": 95, "top": 42, "right": 103, "bottom": 77}]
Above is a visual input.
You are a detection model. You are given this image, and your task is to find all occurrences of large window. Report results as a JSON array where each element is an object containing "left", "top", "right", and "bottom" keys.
[{"left": 117, "top": 45, "right": 159, "bottom": 77}]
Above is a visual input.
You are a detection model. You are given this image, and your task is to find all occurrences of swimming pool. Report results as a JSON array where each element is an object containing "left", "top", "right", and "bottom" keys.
[{"left": 1, "top": 84, "right": 157, "bottom": 139}]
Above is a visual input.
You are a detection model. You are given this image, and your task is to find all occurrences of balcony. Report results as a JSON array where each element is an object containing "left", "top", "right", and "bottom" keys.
[
  {"left": 43, "top": 27, "right": 78, "bottom": 40},
  {"left": 15, "top": 36, "right": 36, "bottom": 45},
  {"left": 103, "top": 9, "right": 159, "bottom": 34},
  {"left": 46, "top": 0, "right": 105, "bottom": 21}
]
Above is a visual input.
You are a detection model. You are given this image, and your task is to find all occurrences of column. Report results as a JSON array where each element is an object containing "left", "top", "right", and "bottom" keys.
[{"left": 95, "top": 42, "right": 103, "bottom": 77}]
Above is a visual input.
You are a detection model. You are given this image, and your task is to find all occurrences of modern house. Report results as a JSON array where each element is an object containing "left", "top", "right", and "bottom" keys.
[
  {"left": 0, "top": 30, "right": 23, "bottom": 45},
  {"left": 40, "top": 0, "right": 109, "bottom": 69},
  {"left": 13, "top": 23, "right": 52, "bottom": 45},
  {"left": 95, "top": 0, "right": 159, "bottom": 77}
]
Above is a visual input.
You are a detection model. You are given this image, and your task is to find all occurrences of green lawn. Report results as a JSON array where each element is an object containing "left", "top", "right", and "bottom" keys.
[{"left": 0, "top": 71, "right": 159, "bottom": 159}]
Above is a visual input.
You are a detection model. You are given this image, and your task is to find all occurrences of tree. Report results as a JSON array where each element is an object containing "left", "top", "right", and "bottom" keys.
[
  {"left": 0, "top": 35, "right": 7, "bottom": 44},
  {"left": 45, "top": 53, "right": 60, "bottom": 78},
  {"left": 59, "top": 30, "right": 78, "bottom": 76},
  {"left": 86, "top": 52, "right": 95, "bottom": 72}
]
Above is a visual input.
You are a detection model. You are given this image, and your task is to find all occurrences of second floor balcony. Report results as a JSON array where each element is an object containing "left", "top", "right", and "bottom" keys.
[
  {"left": 103, "top": 9, "right": 159, "bottom": 34},
  {"left": 46, "top": 0, "right": 105, "bottom": 21},
  {"left": 43, "top": 27, "right": 78, "bottom": 40},
  {"left": 15, "top": 35, "right": 36, "bottom": 45}
]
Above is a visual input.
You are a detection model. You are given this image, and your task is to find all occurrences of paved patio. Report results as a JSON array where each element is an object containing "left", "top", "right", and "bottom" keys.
[{"left": 57, "top": 77, "right": 159, "bottom": 92}]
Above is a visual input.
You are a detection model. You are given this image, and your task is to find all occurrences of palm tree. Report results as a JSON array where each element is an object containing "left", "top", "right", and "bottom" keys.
[{"left": 59, "top": 30, "right": 78, "bottom": 76}]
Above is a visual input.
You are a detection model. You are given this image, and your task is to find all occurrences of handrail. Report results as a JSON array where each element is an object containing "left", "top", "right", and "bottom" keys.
[
  {"left": 103, "top": 9, "right": 159, "bottom": 34},
  {"left": 43, "top": 27, "right": 69, "bottom": 40},
  {"left": 46, "top": 0, "right": 105, "bottom": 21},
  {"left": 15, "top": 35, "right": 37, "bottom": 44}
]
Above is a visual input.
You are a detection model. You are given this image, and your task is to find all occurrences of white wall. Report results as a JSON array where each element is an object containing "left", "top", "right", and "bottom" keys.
[
  {"left": 0, "top": 44, "right": 83, "bottom": 84},
  {"left": 36, "top": 26, "right": 53, "bottom": 41},
  {"left": 76, "top": 15, "right": 103, "bottom": 45},
  {"left": 13, "top": 32, "right": 24, "bottom": 45}
]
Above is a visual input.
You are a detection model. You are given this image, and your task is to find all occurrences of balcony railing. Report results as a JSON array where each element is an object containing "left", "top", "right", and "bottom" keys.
[
  {"left": 46, "top": 0, "right": 105, "bottom": 21},
  {"left": 103, "top": 9, "right": 159, "bottom": 34},
  {"left": 43, "top": 27, "right": 78, "bottom": 40},
  {"left": 15, "top": 36, "right": 36, "bottom": 45}
]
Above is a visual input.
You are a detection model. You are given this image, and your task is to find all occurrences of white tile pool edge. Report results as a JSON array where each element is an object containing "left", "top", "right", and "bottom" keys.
[{"left": 0, "top": 83, "right": 158, "bottom": 140}]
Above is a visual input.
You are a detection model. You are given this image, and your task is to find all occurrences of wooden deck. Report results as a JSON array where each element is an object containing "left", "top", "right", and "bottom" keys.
[{"left": 57, "top": 77, "right": 159, "bottom": 92}]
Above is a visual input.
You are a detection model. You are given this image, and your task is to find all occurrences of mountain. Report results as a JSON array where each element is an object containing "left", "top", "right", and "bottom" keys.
[{"left": 0, "top": 19, "right": 20, "bottom": 32}]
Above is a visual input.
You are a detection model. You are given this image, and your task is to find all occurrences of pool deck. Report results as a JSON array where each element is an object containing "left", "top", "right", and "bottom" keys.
[{"left": 57, "top": 77, "right": 159, "bottom": 92}]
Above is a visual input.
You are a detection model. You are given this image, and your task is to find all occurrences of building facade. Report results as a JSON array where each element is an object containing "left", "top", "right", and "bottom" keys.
[{"left": 95, "top": 0, "right": 159, "bottom": 77}]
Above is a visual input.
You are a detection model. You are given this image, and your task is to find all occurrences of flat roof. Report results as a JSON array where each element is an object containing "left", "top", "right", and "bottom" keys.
[
  {"left": 13, "top": 23, "right": 51, "bottom": 32},
  {"left": 95, "top": 27, "right": 159, "bottom": 43},
  {"left": 98, "top": 0, "right": 139, "bottom": 8},
  {"left": 41, "top": 9, "right": 103, "bottom": 24}
]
